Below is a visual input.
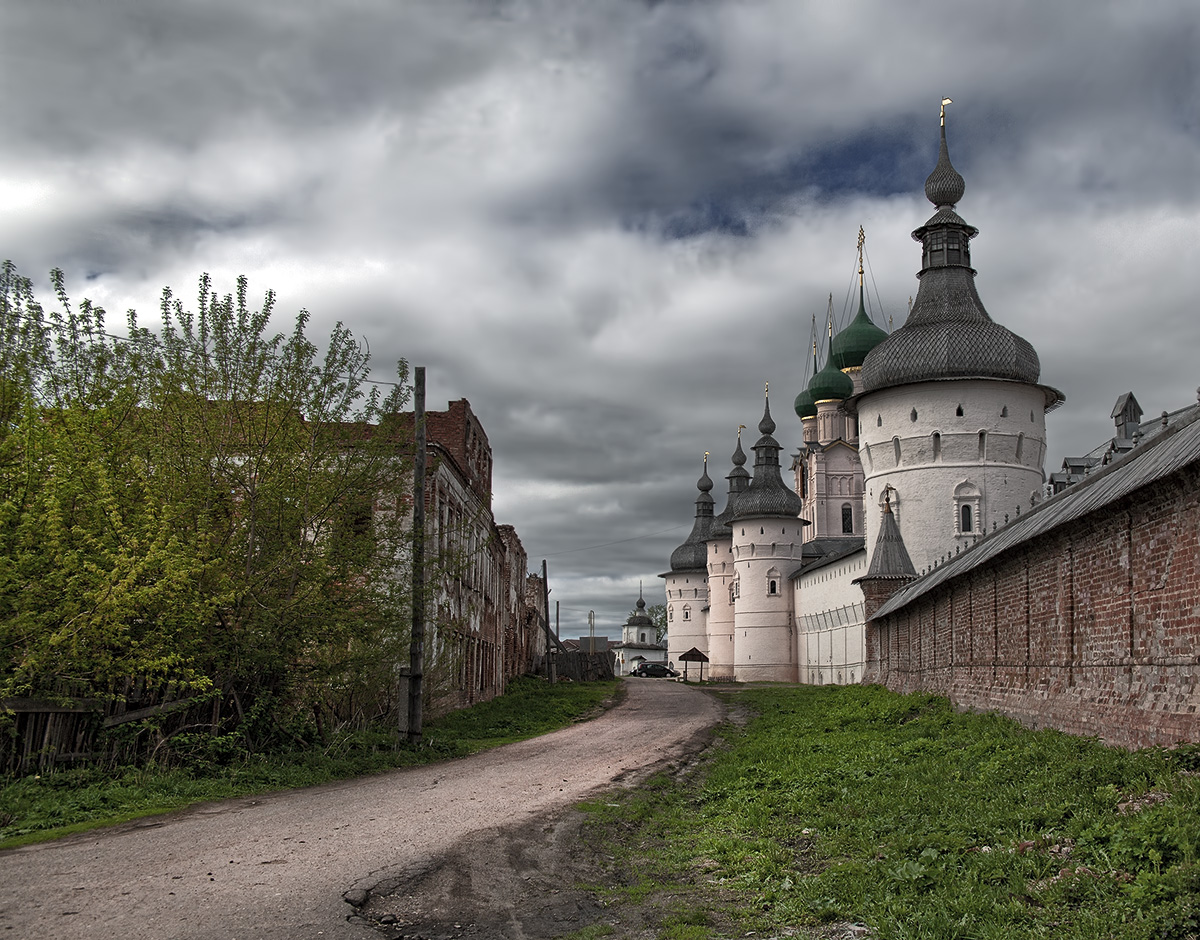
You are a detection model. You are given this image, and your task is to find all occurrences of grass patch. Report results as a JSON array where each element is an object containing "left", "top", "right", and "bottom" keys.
[
  {"left": 584, "top": 684, "right": 1200, "bottom": 940},
  {"left": 0, "top": 676, "right": 619, "bottom": 849}
]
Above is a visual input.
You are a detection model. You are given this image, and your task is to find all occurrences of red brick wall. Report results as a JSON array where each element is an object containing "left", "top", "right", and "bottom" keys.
[
  {"left": 866, "top": 466, "right": 1200, "bottom": 749},
  {"left": 425, "top": 399, "right": 492, "bottom": 506}
]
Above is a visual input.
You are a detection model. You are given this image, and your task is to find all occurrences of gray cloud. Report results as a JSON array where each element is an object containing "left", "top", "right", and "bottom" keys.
[{"left": 1, "top": 0, "right": 1196, "bottom": 639}]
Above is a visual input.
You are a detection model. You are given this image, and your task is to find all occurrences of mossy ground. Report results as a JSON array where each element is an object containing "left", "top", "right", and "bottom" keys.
[{"left": 581, "top": 683, "right": 1200, "bottom": 940}]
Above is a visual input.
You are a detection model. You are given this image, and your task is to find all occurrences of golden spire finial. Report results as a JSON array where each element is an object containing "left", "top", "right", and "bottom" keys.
[
  {"left": 857, "top": 225, "right": 866, "bottom": 284},
  {"left": 737, "top": 424, "right": 746, "bottom": 440},
  {"left": 940, "top": 96, "right": 953, "bottom": 127},
  {"left": 764, "top": 381, "right": 769, "bottom": 399},
  {"left": 703, "top": 451, "right": 709, "bottom": 470}
]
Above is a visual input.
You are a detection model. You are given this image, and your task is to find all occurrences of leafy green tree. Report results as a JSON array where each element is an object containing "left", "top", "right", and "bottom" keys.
[
  {"left": 0, "top": 265, "right": 416, "bottom": 751},
  {"left": 646, "top": 603, "right": 668, "bottom": 644}
]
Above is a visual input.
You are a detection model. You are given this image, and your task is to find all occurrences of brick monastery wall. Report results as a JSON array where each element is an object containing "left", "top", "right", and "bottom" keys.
[{"left": 866, "top": 464, "right": 1200, "bottom": 749}]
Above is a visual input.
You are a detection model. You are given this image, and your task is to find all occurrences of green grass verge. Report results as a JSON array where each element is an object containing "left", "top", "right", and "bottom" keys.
[
  {"left": 0, "top": 676, "right": 620, "bottom": 850},
  {"left": 582, "top": 684, "right": 1200, "bottom": 940}
]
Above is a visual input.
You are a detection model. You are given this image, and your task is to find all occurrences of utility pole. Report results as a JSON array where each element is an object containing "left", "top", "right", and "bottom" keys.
[
  {"left": 408, "top": 366, "right": 426, "bottom": 743},
  {"left": 541, "top": 559, "right": 555, "bottom": 682}
]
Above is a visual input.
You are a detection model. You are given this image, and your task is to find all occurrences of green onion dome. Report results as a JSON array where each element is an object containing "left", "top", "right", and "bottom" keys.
[
  {"left": 807, "top": 338, "right": 854, "bottom": 403},
  {"left": 831, "top": 286, "right": 888, "bottom": 369},
  {"left": 794, "top": 386, "right": 817, "bottom": 419}
]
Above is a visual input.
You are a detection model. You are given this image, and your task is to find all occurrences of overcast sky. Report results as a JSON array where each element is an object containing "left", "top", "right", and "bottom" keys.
[{"left": 3, "top": 1, "right": 1197, "bottom": 640}]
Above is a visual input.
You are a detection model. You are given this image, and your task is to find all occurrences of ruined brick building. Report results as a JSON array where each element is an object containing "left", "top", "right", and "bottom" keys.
[{"left": 414, "top": 399, "right": 545, "bottom": 710}]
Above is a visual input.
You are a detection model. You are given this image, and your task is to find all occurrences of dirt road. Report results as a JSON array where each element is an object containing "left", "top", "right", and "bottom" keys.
[{"left": 0, "top": 680, "right": 723, "bottom": 940}]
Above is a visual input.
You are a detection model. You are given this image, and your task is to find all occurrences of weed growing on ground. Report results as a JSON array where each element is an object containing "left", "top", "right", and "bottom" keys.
[
  {"left": 585, "top": 684, "right": 1199, "bottom": 940},
  {"left": 0, "top": 677, "right": 619, "bottom": 849}
]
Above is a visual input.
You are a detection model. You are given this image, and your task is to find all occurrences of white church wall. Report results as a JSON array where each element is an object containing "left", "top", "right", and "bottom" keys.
[{"left": 793, "top": 551, "right": 867, "bottom": 685}]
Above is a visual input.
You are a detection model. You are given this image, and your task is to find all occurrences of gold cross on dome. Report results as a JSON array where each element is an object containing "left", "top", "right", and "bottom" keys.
[{"left": 940, "top": 96, "right": 953, "bottom": 126}]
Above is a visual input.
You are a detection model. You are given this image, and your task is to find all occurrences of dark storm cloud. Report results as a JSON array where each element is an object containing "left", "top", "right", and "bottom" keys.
[{"left": 1, "top": 0, "right": 1196, "bottom": 637}]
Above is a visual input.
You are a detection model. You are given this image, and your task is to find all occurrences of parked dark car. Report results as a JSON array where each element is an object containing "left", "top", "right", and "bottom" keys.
[{"left": 631, "top": 662, "right": 679, "bottom": 678}]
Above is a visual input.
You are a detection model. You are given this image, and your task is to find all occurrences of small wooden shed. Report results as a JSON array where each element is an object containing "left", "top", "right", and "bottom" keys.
[{"left": 678, "top": 647, "right": 709, "bottom": 682}]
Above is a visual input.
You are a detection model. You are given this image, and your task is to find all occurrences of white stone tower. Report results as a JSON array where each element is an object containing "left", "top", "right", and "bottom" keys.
[
  {"left": 662, "top": 457, "right": 714, "bottom": 668},
  {"left": 705, "top": 431, "right": 750, "bottom": 679},
  {"left": 729, "top": 391, "right": 807, "bottom": 682},
  {"left": 855, "top": 103, "right": 1063, "bottom": 575}
]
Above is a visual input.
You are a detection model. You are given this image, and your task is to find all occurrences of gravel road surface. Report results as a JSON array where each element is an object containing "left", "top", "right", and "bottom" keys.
[{"left": 0, "top": 679, "right": 723, "bottom": 940}]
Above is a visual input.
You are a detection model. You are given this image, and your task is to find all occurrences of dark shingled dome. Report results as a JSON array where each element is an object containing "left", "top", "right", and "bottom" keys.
[
  {"left": 861, "top": 119, "right": 1051, "bottom": 397},
  {"left": 730, "top": 397, "right": 803, "bottom": 521},
  {"left": 712, "top": 435, "right": 750, "bottom": 534},
  {"left": 670, "top": 461, "right": 715, "bottom": 571}
]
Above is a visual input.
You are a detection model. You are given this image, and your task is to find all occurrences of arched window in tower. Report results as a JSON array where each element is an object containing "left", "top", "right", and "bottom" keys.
[
  {"left": 1001, "top": 405, "right": 1008, "bottom": 418},
  {"left": 932, "top": 431, "right": 942, "bottom": 462},
  {"left": 766, "top": 567, "right": 781, "bottom": 596},
  {"left": 910, "top": 407, "right": 918, "bottom": 422},
  {"left": 954, "top": 481, "right": 982, "bottom": 537},
  {"left": 893, "top": 436, "right": 902, "bottom": 466},
  {"left": 841, "top": 503, "right": 853, "bottom": 534},
  {"left": 956, "top": 404, "right": 964, "bottom": 417},
  {"left": 978, "top": 431, "right": 987, "bottom": 460},
  {"left": 668, "top": 607, "right": 674, "bottom": 622},
  {"left": 926, "top": 231, "right": 946, "bottom": 267},
  {"left": 682, "top": 605, "right": 691, "bottom": 622},
  {"left": 877, "top": 414, "right": 882, "bottom": 427},
  {"left": 1016, "top": 432, "right": 1025, "bottom": 461},
  {"left": 946, "top": 231, "right": 962, "bottom": 264}
]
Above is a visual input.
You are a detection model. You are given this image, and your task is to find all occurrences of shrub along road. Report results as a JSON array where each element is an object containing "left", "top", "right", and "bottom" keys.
[{"left": 0, "top": 679, "right": 723, "bottom": 940}]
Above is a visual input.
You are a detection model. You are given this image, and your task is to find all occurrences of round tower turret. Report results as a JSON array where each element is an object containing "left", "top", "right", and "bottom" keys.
[
  {"left": 729, "top": 392, "right": 806, "bottom": 682},
  {"left": 855, "top": 100, "right": 1063, "bottom": 576}
]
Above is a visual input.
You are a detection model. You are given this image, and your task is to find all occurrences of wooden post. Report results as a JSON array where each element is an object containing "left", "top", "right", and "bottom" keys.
[
  {"left": 408, "top": 367, "right": 426, "bottom": 743},
  {"left": 541, "top": 560, "right": 555, "bottom": 682}
]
